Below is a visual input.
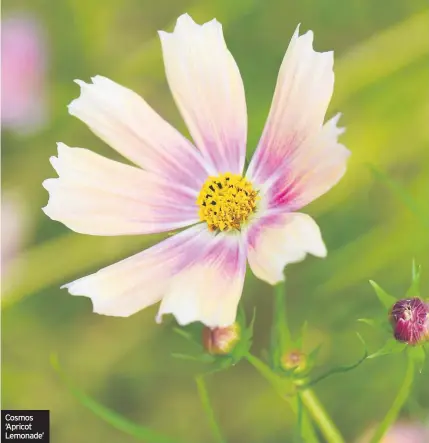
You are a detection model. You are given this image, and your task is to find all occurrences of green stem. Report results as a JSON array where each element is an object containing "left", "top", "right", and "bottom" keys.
[
  {"left": 273, "top": 282, "right": 292, "bottom": 351},
  {"left": 246, "top": 353, "right": 319, "bottom": 443},
  {"left": 300, "top": 389, "right": 345, "bottom": 443},
  {"left": 369, "top": 353, "right": 414, "bottom": 443},
  {"left": 270, "top": 279, "right": 345, "bottom": 443},
  {"left": 195, "top": 375, "right": 226, "bottom": 443}
]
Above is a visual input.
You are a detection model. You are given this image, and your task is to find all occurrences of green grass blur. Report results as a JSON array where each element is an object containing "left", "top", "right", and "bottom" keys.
[{"left": 2, "top": 0, "right": 429, "bottom": 442}]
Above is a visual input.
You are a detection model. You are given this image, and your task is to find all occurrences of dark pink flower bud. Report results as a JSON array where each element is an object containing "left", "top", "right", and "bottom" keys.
[
  {"left": 202, "top": 323, "right": 240, "bottom": 355},
  {"left": 389, "top": 298, "right": 429, "bottom": 345}
]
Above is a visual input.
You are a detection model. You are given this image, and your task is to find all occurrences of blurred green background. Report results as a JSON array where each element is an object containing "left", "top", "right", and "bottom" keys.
[{"left": 2, "top": 0, "right": 429, "bottom": 442}]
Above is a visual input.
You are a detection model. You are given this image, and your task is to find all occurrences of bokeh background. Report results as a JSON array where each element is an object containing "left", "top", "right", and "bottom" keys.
[{"left": 2, "top": 0, "right": 429, "bottom": 442}]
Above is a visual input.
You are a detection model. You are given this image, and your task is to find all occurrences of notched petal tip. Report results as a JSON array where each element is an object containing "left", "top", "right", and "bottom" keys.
[
  {"left": 174, "top": 13, "right": 196, "bottom": 30},
  {"left": 41, "top": 177, "right": 55, "bottom": 191},
  {"left": 68, "top": 78, "right": 99, "bottom": 112},
  {"left": 315, "top": 241, "right": 328, "bottom": 258},
  {"left": 72, "top": 78, "right": 88, "bottom": 89}
]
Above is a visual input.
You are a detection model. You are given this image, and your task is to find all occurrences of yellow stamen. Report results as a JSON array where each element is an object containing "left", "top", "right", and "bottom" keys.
[{"left": 197, "top": 173, "right": 259, "bottom": 232}]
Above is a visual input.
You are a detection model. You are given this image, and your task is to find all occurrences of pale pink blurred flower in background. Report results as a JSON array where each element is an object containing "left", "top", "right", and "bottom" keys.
[
  {"left": 1, "top": 193, "right": 28, "bottom": 286},
  {"left": 358, "top": 421, "right": 429, "bottom": 443},
  {"left": 1, "top": 14, "right": 48, "bottom": 134}
]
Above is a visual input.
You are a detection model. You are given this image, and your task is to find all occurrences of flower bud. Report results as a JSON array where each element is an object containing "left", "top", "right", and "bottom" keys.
[
  {"left": 202, "top": 323, "right": 240, "bottom": 355},
  {"left": 389, "top": 298, "right": 429, "bottom": 345},
  {"left": 281, "top": 349, "right": 307, "bottom": 373}
]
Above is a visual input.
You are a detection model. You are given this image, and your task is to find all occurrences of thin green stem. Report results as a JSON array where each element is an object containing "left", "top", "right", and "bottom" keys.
[
  {"left": 300, "top": 389, "right": 345, "bottom": 443},
  {"left": 369, "top": 353, "right": 414, "bottom": 443},
  {"left": 246, "top": 353, "right": 319, "bottom": 443},
  {"left": 269, "top": 279, "right": 344, "bottom": 443},
  {"left": 195, "top": 375, "right": 226, "bottom": 443},
  {"left": 273, "top": 282, "right": 292, "bottom": 350}
]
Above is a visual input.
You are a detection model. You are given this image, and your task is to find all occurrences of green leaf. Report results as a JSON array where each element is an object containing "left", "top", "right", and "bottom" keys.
[
  {"left": 412, "top": 259, "right": 420, "bottom": 281},
  {"left": 294, "top": 321, "right": 308, "bottom": 350},
  {"left": 406, "top": 260, "right": 422, "bottom": 298},
  {"left": 302, "top": 333, "right": 368, "bottom": 389},
  {"left": 195, "top": 375, "right": 226, "bottom": 443},
  {"left": 367, "top": 339, "right": 407, "bottom": 359},
  {"left": 50, "top": 354, "right": 183, "bottom": 443},
  {"left": 171, "top": 353, "right": 215, "bottom": 364},
  {"left": 246, "top": 353, "right": 295, "bottom": 398},
  {"left": 358, "top": 317, "right": 392, "bottom": 334},
  {"left": 357, "top": 318, "right": 379, "bottom": 328},
  {"left": 205, "top": 357, "right": 234, "bottom": 374},
  {"left": 228, "top": 305, "right": 255, "bottom": 364},
  {"left": 408, "top": 346, "right": 426, "bottom": 374},
  {"left": 369, "top": 280, "right": 397, "bottom": 309}
]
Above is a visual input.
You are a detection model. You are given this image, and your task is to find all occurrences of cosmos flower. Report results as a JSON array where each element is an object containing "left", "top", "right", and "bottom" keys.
[
  {"left": 43, "top": 14, "right": 350, "bottom": 327},
  {"left": 1, "top": 15, "right": 48, "bottom": 134}
]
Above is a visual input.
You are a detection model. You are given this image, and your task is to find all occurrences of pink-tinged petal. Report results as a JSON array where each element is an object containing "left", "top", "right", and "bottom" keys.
[
  {"left": 63, "top": 225, "right": 207, "bottom": 317},
  {"left": 63, "top": 224, "right": 246, "bottom": 325},
  {"left": 247, "top": 26, "right": 339, "bottom": 190},
  {"left": 43, "top": 143, "right": 199, "bottom": 236},
  {"left": 266, "top": 114, "right": 350, "bottom": 211},
  {"left": 159, "top": 14, "right": 247, "bottom": 174},
  {"left": 247, "top": 213, "right": 326, "bottom": 285},
  {"left": 1, "top": 15, "right": 48, "bottom": 134},
  {"left": 157, "top": 231, "right": 246, "bottom": 327},
  {"left": 68, "top": 75, "right": 210, "bottom": 189}
]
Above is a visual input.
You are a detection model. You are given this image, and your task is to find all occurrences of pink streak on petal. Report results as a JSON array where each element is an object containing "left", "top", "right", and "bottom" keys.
[
  {"left": 260, "top": 114, "right": 350, "bottom": 212},
  {"left": 247, "top": 27, "right": 348, "bottom": 212},
  {"left": 63, "top": 224, "right": 208, "bottom": 317},
  {"left": 157, "top": 230, "right": 247, "bottom": 327},
  {"left": 63, "top": 224, "right": 246, "bottom": 325}
]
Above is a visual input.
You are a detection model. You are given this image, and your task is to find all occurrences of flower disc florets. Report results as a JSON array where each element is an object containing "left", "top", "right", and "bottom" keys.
[
  {"left": 197, "top": 173, "right": 259, "bottom": 232},
  {"left": 389, "top": 297, "right": 429, "bottom": 345}
]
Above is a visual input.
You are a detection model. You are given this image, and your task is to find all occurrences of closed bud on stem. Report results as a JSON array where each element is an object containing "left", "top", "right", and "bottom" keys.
[
  {"left": 281, "top": 349, "right": 307, "bottom": 373},
  {"left": 202, "top": 323, "right": 241, "bottom": 355},
  {"left": 389, "top": 297, "right": 429, "bottom": 345}
]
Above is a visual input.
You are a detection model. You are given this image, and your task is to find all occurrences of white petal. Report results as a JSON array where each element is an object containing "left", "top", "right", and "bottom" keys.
[
  {"left": 43, "top": 143, "right": 199, "bottom": 235},
  {"left": 247, "top": 213, "right": 326, "bottom": 285},
  {"left": 159, "top": 14, "right": 247, "bottom": 174},
  {"left": 157, "top": 231, "right": 246, "bottom": 327},
  {"left": 63, "top": 225, "right": 207, "bottom": 317},
  {"left": 247, "top": 26, "right": 336, "bottom": 187},
  {"left": 68, "top": 75, "right": 210, "bottom": 189}
]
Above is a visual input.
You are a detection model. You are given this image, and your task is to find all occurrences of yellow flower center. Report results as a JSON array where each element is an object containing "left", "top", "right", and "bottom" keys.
[{"left": 197, "top": 173, "right": 259, "bottom": 232}]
